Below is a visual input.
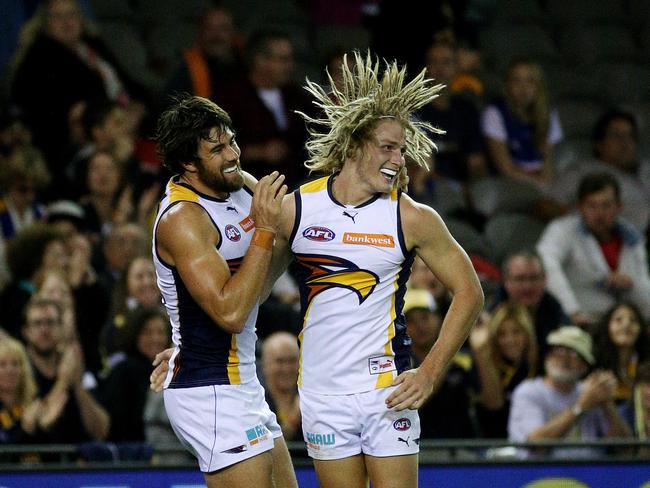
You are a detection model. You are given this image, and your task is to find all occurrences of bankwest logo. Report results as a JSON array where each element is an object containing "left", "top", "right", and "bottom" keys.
[
  {"left": 239, "top": 215, "right": 254, "bottom": 232},
  {"left": 343, "top": 232, "right": 395, "bottom": 248}
]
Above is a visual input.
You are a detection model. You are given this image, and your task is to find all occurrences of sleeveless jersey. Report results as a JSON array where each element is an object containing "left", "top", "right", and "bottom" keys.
[
  {"left": 290, "top": 175, "right": 414, "bottom": 395},
  {"left": 153, "top": 177, "right": 259, "bottom": 389}
]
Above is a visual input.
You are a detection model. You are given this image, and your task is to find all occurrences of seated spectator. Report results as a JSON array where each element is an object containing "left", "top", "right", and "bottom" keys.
[
  {"left": 102, "top": 255, "right": 161, "bottom": 363},
  {"left": 260, "top": 332, "right": 301, "bottom": 442},
  {"left": 537, "top": 173, "right": 650, "bottom": 327},
  {"left": 550, "top": 109, "right": 650, "bottom": 234},
  {"left": 0, "top": 337, "right": 41, "bottom": 444},
  {"left": 9, "top": 0, "right": 145, "bottom": 186},
  {"left": 0, "top": 145, "right": 50, "bottom": 289},
  {"left": 491, "top": 251, "right": 568, "bottom": 360},
  {"left": 165, "top": 5, "right": 245, "bottom": 101},
  {"left": 21, "top": 297, "right": 109, "bottom": 443},
  {"left": 417, "top": 34, "right": 487, "bottom": 183},
  {"left": 594, "top": 302, "right": 649, "bottom": 404},
  {"left": 0, "top": 223, "right": 67, "bottom": 338},
  {"left": 215, "top": 29, "right": 312, "bottom": 189},
  {"left": 97, "top": 222, "right": 148, "bottom": 296},
  {"left": 619, "top": 361, "right": 650, "bottom": 455},
  {"left": 33, "top": 269, "right": 76, "bottom": 344},
  {"left": 404, "top": 288, "right": 477, "bottom": 438},
  {"left": 509, "top": 326, "right": 630, "bottom": 459},
  {"left": 482, "top": 58, "right": 563, "bottom": 186},
  {"left": 470, "top": 302, "right": 538, "bottom": 438},
  {"left": 100, "top": 307, "right": 169, "bottom": 442}
]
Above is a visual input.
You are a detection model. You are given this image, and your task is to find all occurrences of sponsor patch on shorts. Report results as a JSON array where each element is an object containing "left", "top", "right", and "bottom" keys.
[{"left": 368, "top": 355, "right": 396, "bottom": 375}]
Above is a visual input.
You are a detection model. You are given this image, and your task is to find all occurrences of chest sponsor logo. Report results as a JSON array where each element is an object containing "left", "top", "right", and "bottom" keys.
[
  {"left": 225, "top": 224, "right": 242, "bottom": 241},
  {"left": 343, "top": 232, "right": 395, "bottom": 248},
  {"left": 246, "top": 424, "right": 270, "bottom": 446},
  {"left": 305, "top": 432, "right": 336, "bottom": 450},
  {"left": 368, "top": 355, "right": 397, "bottom": 375},
  {"left": 239, "top": 215, "right": 255, "bottom": 232},
  {"left": 303, "top": 226, "right": 335, "bottom": 241},
  {"left": 393, "top": 418, "right": 411, "bottom": 431}
]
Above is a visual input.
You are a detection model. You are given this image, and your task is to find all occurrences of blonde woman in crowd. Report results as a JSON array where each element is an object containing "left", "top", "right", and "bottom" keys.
[
  {"left": 470, "top": 301, "right": 538, "bottom": 437},
  {"left": 481, "top": 58, "right": 562, "bottom": 186}
]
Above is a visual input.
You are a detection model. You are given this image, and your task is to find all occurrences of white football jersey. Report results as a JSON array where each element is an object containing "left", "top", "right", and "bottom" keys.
[
  {"left": 152, "top": 177, "right": 259, "bottom": 388},
  {"left": 290, "top": 175, "right": 414, "bottom": 394}
]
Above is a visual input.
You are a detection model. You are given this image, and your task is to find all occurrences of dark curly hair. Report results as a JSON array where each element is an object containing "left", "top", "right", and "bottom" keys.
[{"left": 154, "top": 95, "right": 234, "bottom": 175}]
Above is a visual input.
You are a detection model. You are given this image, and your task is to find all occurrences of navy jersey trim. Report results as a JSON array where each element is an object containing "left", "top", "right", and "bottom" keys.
[
  {"left": 288, "top": 189, "right": 302, "bottom": 246},
  {"left": 242, "top": 184, "right": 254, "bottom": 197},
  {"left": 326, "top": 174, "right": 381, "bottom": 209},
  {"left": 393, "top": 250, "right": 416, "bottom": 374},
  {"left": 396, "top": 191, "right": 409, "bottom": 257},
  {"left": 174, "top": 178, "right": 229, "bottom": 202}
]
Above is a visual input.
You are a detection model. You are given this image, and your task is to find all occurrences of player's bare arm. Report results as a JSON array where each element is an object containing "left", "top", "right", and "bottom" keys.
[
  {"left": 261, "top": 192, "right": 296, "bottom": 303},
  {"left": 386, "top": 194, "right": 484, "bottom": 411},
  {"left": 156, "top": 172, "right": 287, "bottom": 333}
]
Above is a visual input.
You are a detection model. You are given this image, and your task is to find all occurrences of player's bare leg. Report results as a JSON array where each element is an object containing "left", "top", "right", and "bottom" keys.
[
  {"left": 203, "top": 450, "right": 273, "bottom": 488},
  {"left": 365, "top": 453, "right": 418, "bottom": 488},
  {"left": 313, "top": 454, "right": 369, "bottom": 488},
  {"left": 270, "top": 436, "right": 298, "bottom": 487}
]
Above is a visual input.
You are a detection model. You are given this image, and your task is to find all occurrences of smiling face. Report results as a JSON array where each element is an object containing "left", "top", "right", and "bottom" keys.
[
  {"left": 193, "top": 127, "right": 243, "bottom": 197},
  {"left": 127, "top": 257, "right": 160, "bottom": 307},
  {"left": 353, "top": 119, "right": 407, "bottom": 195},
  {"left": 496, "top": 319, "right": 529, "bottom": 363},
  {"left": 608, "top": 305, "right": 641, "bottom": 349}
]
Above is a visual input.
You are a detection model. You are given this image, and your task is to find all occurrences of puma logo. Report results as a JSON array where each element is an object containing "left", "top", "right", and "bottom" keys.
[
  {"left": 226, "top": 206, "right": 238, "bottom": 212},
  {"left": 343, "top": 211, "right": 358, "bottom": 223},
  {"left": 398, "top": 436, "right": 410, "bottom": 447}
]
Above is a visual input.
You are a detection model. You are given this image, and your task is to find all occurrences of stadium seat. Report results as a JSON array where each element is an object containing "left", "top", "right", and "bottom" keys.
[
  {"left": 556, "top": 99, "right": 604, "bottom": 139},
  {"left": 468, "top": 177, "right": 542, "bottom": 218},
  {"left": 555, "top": 23, "right": 637, "bottom": 66},
  {"left": 479, "top": 24, "right": 559, "bottom": 73},
  {"left": 445, "top": 218, "right": 492, "bottom": 261},
  {"left": 483, "top": 213, "right": 546, "bottom": 265},
  {"left": 553, "top": 138, "right": 592, "bottom": 173},
  {"left": 544, "top": 0, "right": 628, "bottom": 25}
]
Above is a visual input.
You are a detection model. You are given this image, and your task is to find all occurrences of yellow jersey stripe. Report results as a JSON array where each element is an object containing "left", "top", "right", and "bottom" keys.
[
  {"left": 390, "top": 188, "right": 398, "bottom": 201},
  {"left": 300, "top": 176, "right": 329, "bottom": 194},
  {"left": 375, "top": 278, "right": 398, "bottom": 389},
  {"left": 168, "top": 181, "right": 200, "bottom": 203},
  {"left": 227, "top": 335, "right": 241, "bottom": 384}
]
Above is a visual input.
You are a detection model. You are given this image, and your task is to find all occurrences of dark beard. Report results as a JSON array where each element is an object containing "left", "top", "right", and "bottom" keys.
[{"left": 196, "top": 160, "right": 244, "bottom": 194}]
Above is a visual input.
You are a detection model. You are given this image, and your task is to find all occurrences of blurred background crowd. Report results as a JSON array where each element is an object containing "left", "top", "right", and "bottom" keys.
[{"left": 0, "top": 0, "right": 649, "bottom": 464}]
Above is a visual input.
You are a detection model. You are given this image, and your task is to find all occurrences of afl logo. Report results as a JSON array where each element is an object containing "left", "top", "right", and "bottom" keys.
[
  {"left": 303, "top": 226, "right": 335, "bottom": 241},
  {"left": 225, "top": 224, "right": 241, "bottom": 242},
  {"left": 393, "top": 418, "right": 411, "bottom": 431}
]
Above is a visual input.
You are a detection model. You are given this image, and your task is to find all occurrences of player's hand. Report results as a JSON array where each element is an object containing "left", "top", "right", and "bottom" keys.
[
  {"left": 385, "top": 368, "right": 435, "bottom": 411},
  {"left": 150, "top": 347, "right": 173, "bottom": 392},
  {"left": 251, "top": 171, "right": 288, "bottom": 233}
]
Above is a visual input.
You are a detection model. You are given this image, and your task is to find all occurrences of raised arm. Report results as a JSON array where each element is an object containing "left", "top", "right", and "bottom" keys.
[
  {"left": 387, "top": 195, "right": 484, "bottom": 410},
  {"left": 156, "top": 172, "right": 287, "bottom": 333},
  {"left": 261, "top": 192, "right": 296, "bottom": 303}
]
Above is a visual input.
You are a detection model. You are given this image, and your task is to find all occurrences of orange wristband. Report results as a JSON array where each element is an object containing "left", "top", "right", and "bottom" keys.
[{"left": 251, "top": 228, "right": 275, "bottom": 250}]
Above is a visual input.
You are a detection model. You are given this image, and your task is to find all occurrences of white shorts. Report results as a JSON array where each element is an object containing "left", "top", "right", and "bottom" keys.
[
  {"left": 299, "top": 386, "right": 420, "bottom": 460},
  {"left": 163, "top": 378, "right": 282, "bottom": 472}
]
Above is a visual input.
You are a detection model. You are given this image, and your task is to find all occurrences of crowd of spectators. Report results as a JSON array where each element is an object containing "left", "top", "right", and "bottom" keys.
[{"left": 0, "top": 0, "right": 649, "bottom": 465}]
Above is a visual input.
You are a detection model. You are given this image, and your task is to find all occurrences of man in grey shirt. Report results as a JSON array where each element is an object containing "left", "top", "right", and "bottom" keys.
[{"left": 508, "top": 326, "right": 630, "bottom": 459}]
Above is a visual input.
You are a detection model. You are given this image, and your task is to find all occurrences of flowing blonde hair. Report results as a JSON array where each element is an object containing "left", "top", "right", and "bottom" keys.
[
  {"left": 0, "top": 337, "right": 38, "bottom": 407},
  {"left": 505, "top": 58, "right": 551, "bottom": 151},
  {"left": 297, "top": 51, "right": 445, "bottom": 174},
  {"left": 489, "top": 302, "right": 538, "bottom": 380}
]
